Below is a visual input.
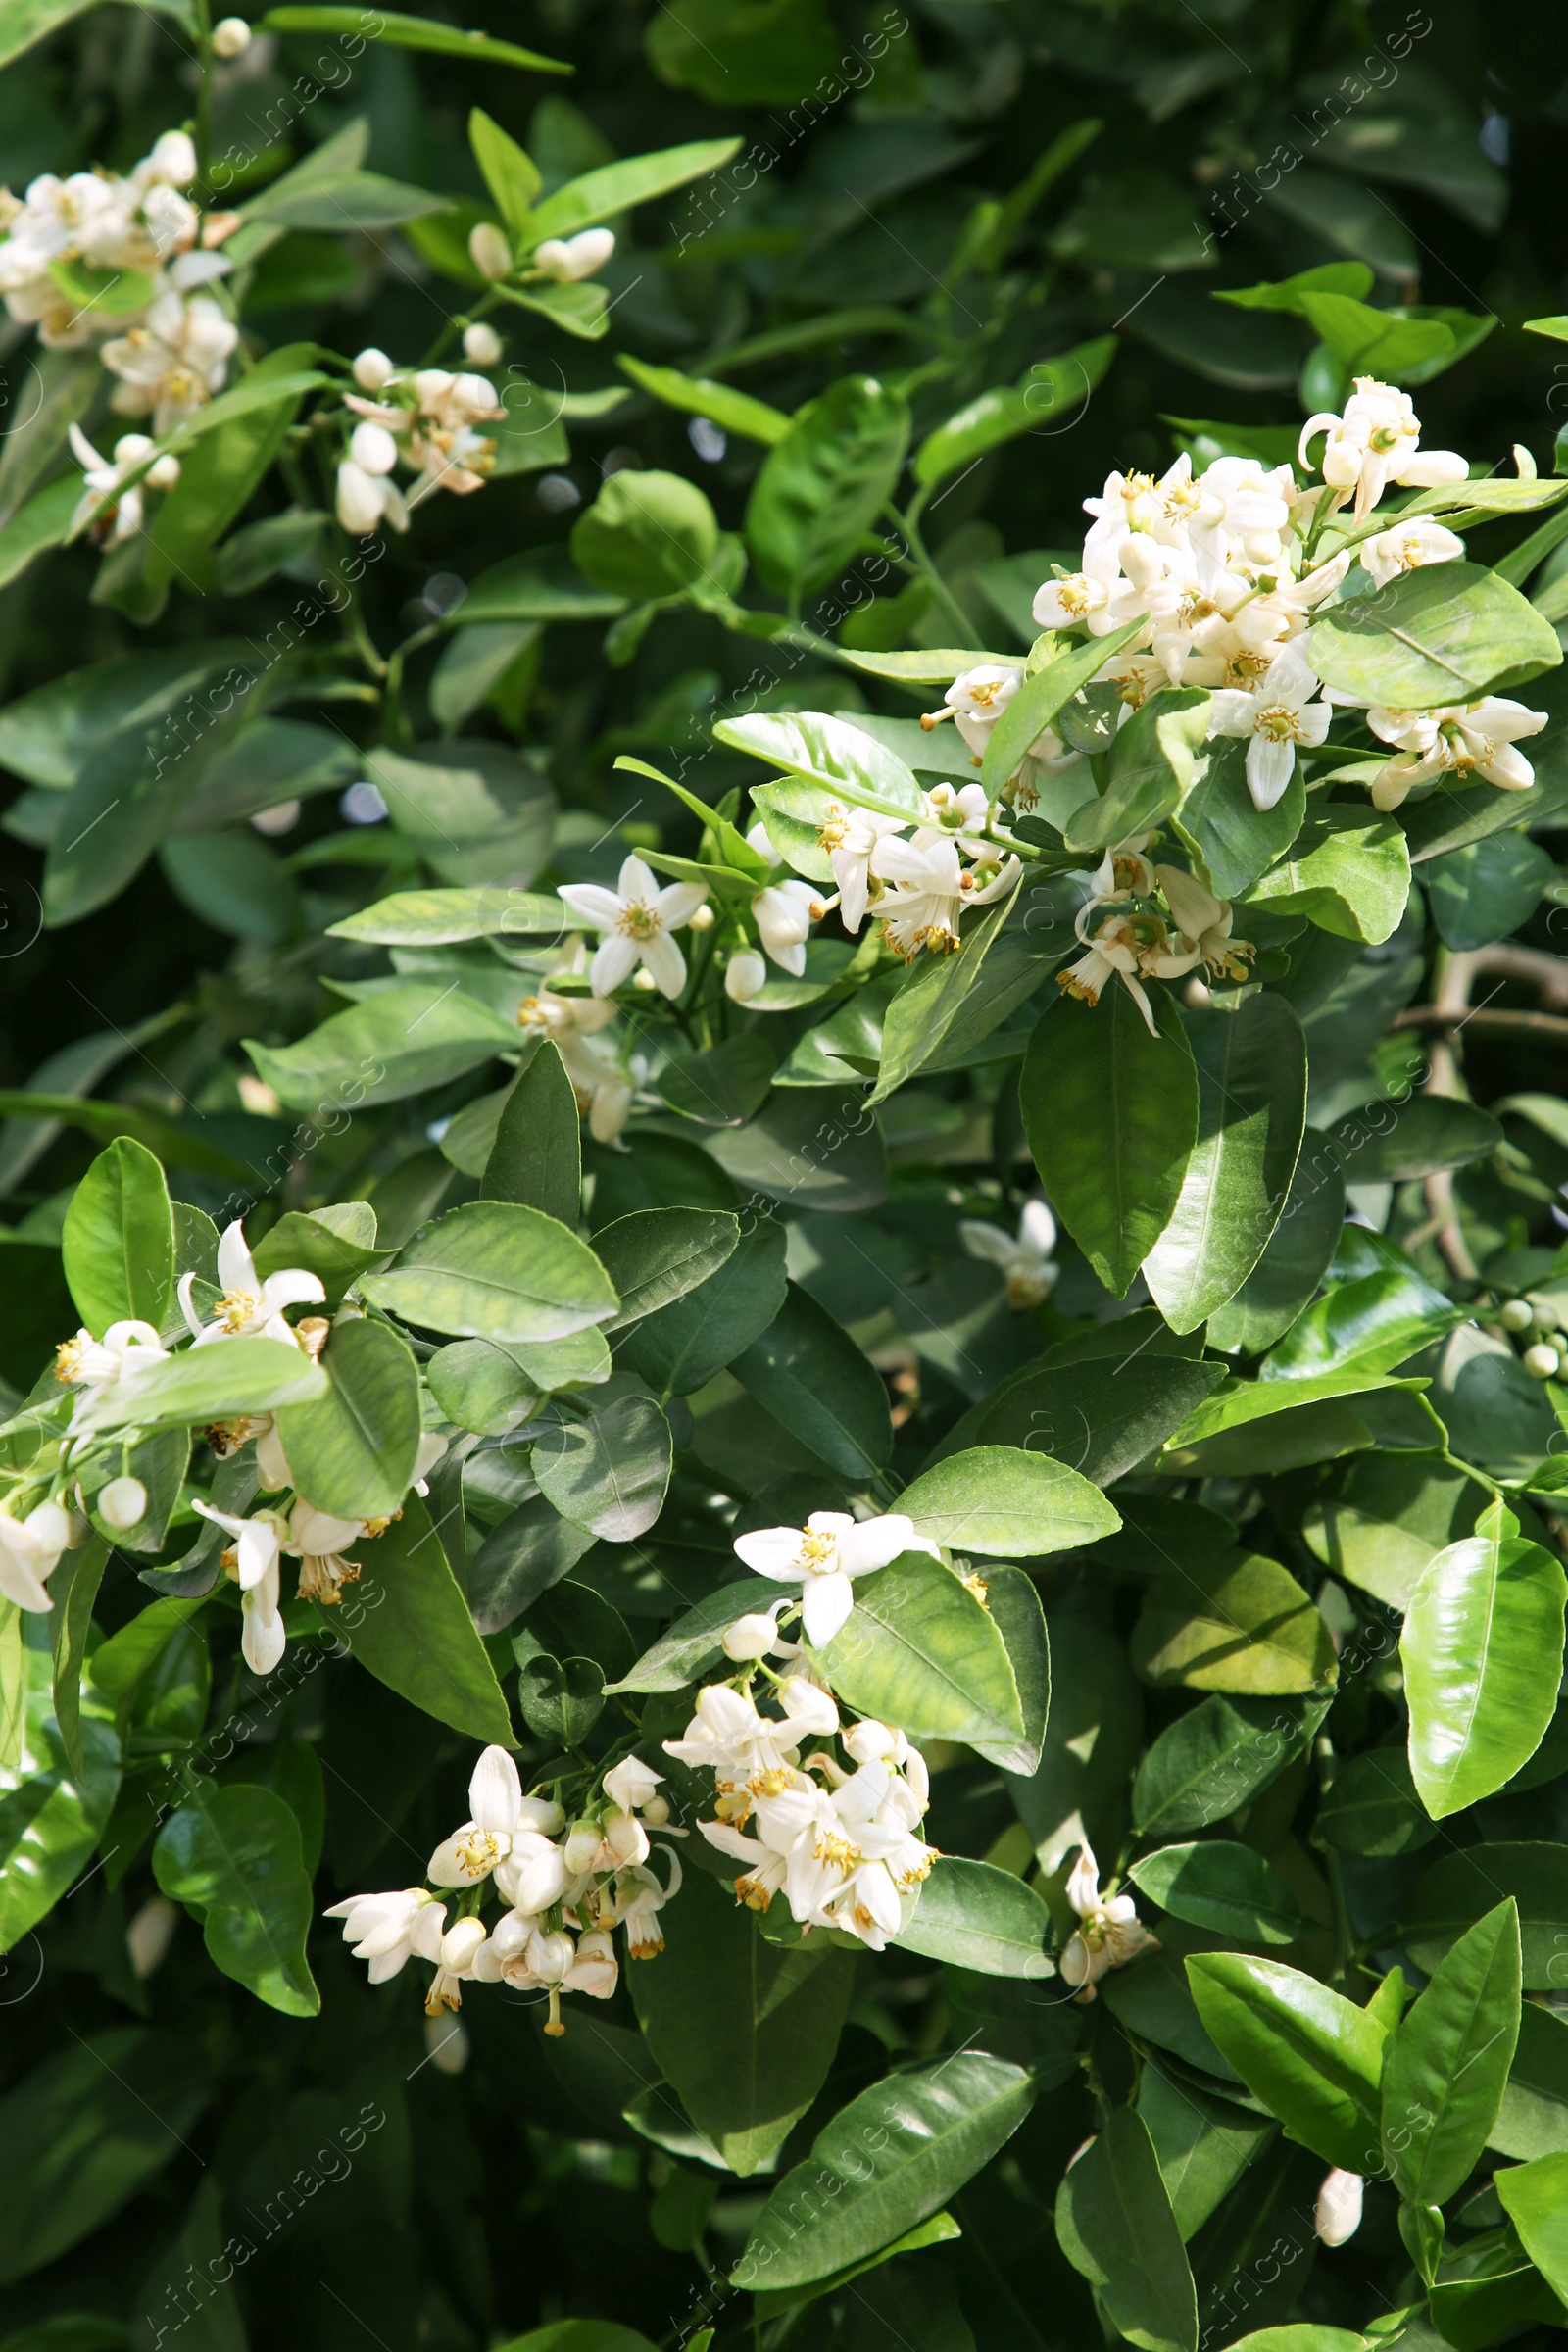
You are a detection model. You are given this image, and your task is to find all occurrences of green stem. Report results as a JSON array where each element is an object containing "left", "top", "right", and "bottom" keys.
[
  {"left": 191, "top": 0, "right": 215, "bottom": 188},
  {"left": 887, "top": 500, "right": 974, "bottom": 644}
]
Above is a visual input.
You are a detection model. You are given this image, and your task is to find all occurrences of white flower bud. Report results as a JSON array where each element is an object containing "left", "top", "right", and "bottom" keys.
[
  {"left": 112, "top": 433, "right": 156, "bottom": 467},
  {"left": 335, "top": 460, "right": 383, "bottom": 536},
  {"left": 213, "top": 15, "right": 252, "bottom": 54},
  {"left": 1524, "top": 1343, "right": 1559, "bottom": 1380},
  {"left": 722, "top": 1610, "right": 782, "bottom": 1660},
  {"left": 533, "top": 228, "right": 615, "bottom": 283},
  {"left": 564, "top": 1822, "right": 603, "bottom": 1875},
  {"left": 424, "top": 2012, "right": 468, "bottom": 2073},
  {"left": 516, "top": 1794, "right": 566, "bottom": 1836},
  {"left": 468, "top": 222, "right": 512, "bottom": 280},
  {"left": 126, "top": 1894, "right": 180, "bottom": 1979},
  {"left": 352, "top": 347, "right": 395, "bottom": 392},
  {"left": 438, "top": 1916, "right": 488, "bottom": 1973},
  {"left": 687, "top": 901, "right": 714, "bottom": 931},
  {"left": 642, "top": 1794, "right": 669, "bottom": 1826},
  {"left": 412, "top": 368, "right": 455, "bottom": 413},
  {"left": 148, "top": 131, "right": 198, "bottom": 187},
  {"left": 1500, "top": 1298, "right": 1534, "bottom": 1331},
  {"left": 349, "top": 419, "right": 399, "bottom": 476},
  {"left": 98, "top": 1476, "right": 148, "bottom": 1530},
  {"left": 724, "top": 949, "right": 767, "bottom": 1003},
  {"left": 1314, "top": 2168, "right": 1363, "bottom": 2247},
  {"left": 463, "top": 321, "right": 503, "bottom": 367},
  {"left": 147, "top": 455, "right": 181, "bottom": 491}
]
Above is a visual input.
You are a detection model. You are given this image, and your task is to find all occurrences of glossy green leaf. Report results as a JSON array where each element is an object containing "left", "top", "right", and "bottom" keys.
[
  {"left": 483, "top": 1044, "right": 582, "bottom": 1225},
  {"left": 892, "top": 1856, "right": 1054, "bottom": 1977},
  {"left": 246, "top": 981, "right": 517, "bottom": 1110},
  {"left": 1206, "top": 1127, "right": 1346, "bottom": 1357},
  {"left": 1425, "top": 831, "right": 1555, "bottom": 952},
  {"left": 913, "top": 337, "right": 1116, "bottom": 485},
  {"left": 713, "top": 710, "right": 921, "bottom": 824},
  {"left": 1021, "top": 984, "right": 1198, "bottom": 1298},
  {"left": 275, "top": 1314, "right": 421, "bottom": 1521},
  {"left": 1241, "top": 813, "right": 1410, "bottom": 945},
  {"left": 959, "top": 1349, "right": 1226, "bottom": 1487},
  {"left": 71, "top": 1334, "right": 328, "bottom": 1435},
  {"left": 1186, "top": 1954, "right": 1387, "bottom": 2173},
  {"left": 1401, "top": 1516, "right": 1567, "bottom": 1818},
  {"left": 1144, "top": 995, "right": 1307, "bottom": 1334},
  {"left": 1307, "top": 563, "right": 1561, "bottom": 707},
  {"left": 1261, "top": 1267, "right": 1462, "bottom": 1382},
  {"left": 0, "top": 2029, "right": 209, "bottom": 2284},
  {"left": 1316, "top": 1746, "right": 1438, "bottom": 1857},
  {"left": 624, "top": 1214, "right": 787, "bottom": 1395},
  {"left": 146, "top": 346, "right": 312, "bottom": 588},
  {"left": 0, "top": 1625, "right": 119, "bottom": 1953},
  {"left": 817, "top": 1551, "right": 1024, "bottom": 1749},
  {"left": 1381, "top": 1899, "right": 1520, "bottom": 2204},
  {"left": 702, "top": 1088, "right": 888, "bottom": 1211},
  {"left": 1326, "top": 1094, "right": 1501, "bottom": 1183},
  {"left": 629, "top": 1868, "right": 854, "bottom": 2176},
  {"left": 617, "top": 357, "right": 790, "bottom": 445},
  {"left": 152, "top": 1779, "right": 318, "bottom": 2017},
  {"left": 1131, "top": 1551, "right": 1336, "bottom": 1696},
  {"left": 261, "top": 6, "right": 570, "bottom": 70},
  {"left": 972, "top": 1565, "right": 1050, "bottom": 1776},
  {"left": 1054, "top": 2107, "right": 1198, "bottom": 2352},
  {"left": 469, "top": 1492, "right": 597, "bottom": 1634},
  {"left": 61, "top": 1138, "right": 174, "bottom": 1339},
  {"left": 1408, "top": 1843, "right": 1568, "bottom": 1990},
  {"left": 659, "top": 1035, "right": 777, "bottom": 1126},
  {"left": 732, "top": 2052, "right": 1036, "bottom": 2289},
  {"left": 1492, "top": 2002, "right": 1568, "bottom": 2160},
  {"left": 592, "top": 1208, "right": 738, "bottom": 1330},
  {"left": 1130, "top": 1843, "right": 1306, "bottom": 1946},
  {"left": 533, "top": 1396, "right": 671, "bottom": 1540},
  {"left": 1172, "top": 731, "right": 1306, "bottom": 902},
  {"left": 870, "top": 895, "right": 1020, "bottom": 1102},
  {"left": 1007, "top": 1612, "right": 1143, "bottom": 1871},
  {"left": 1138, "top": 2065, "right": 1275, "bottom": 2243},
  {"left": 1494, "top": 2150, "right": 1568, "bottom": 2302},
  {"left": 338, "top": 1496, "right": 514, "bottom": 1744},
  {"left": 980, "top": 617, "right": 1145, "bottom": 795},
  {"left": 361, "top": 1200, "right": 617, "bottom": 1343},
  {"left": 252, "top": 1202, "right": 381, "bottom": 1300},
  {"left": 896, "top": 1444, "right": 1119, "bottom": 1557},
  {"left": 527, "top": 137, "right": 742, "bottom": 241},
  {"left": 1158, "top": 1368, "right": 1423, "bottom": 1478},
  {"left": 571, "top": 469, "right": 719, "bottom": 601},
  {"left": 1065, "top": 691, "right": 1210, "bottom": 854},
  {"left": 607, "top": 1577, "right": 784, "bottom": 1692},
  {"left": 745, "top": 376, "right": 910, "bottom": 595},
  {"left": 733, "top": 1280, "right": 892, "bottom": 1477}
]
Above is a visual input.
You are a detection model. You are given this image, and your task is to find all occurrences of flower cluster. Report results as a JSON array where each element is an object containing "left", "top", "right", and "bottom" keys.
[
  {"left": 1, "top": 131, "right": 239, "bottom": 433},
  {"left": 669, "top": 1677, "right": 937, "bottom": 1951},
  {"left": 45, "top": 1217, "right": 445, "bottom": 1675},
  {"left": 335, "top": 349, "right": 507, "bottom": 534},
  {"left": 1059, "top": 1840, "right": 1157, "bottom": 2001},
  {"left": 1059, "top": 831, "right": 1255, "bottom": 1033},
  {"left": 327, "top": 1747, "right": 678, "bottom": 2032},
  {"left": 1020, "top": 377, "right": 1548, "bottom": 819}
]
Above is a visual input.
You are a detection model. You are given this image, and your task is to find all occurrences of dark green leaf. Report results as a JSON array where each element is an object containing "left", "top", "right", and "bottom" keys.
[
  {"left": 733, "top": 1281, "right": 892, "bottom": 1477},
  {"left": 1407, "top": 1843, "right": 1568, "bottom": 1991},
  {"left": 61, "top": 1139, "right": 173, "bottom": 1338},
  {"left": 818, "top": 1551, "right": 1024, "bottom": 1749},
  {"left": 1131, "top": 1552, "right": 1336, "bottom": 1696},
  {"left": 152, "top": 1780, "right": 318, "bottom": 2016},
  {"left": 593, "top": 1209, "right": 739, "bottom": 1331},
  {"left": 483, "top": 1044, "right": 582, "bottom": 1225},
  {"left": 1134, "top": 1694, "right": 1330, "bottom": 1838},
  {"left": 624, "top": 1214, "right": 787, "bottom": 1395},
  {"left": 1054, "top": 2107, "right": 1198, "bottom": 2352},
  {"left": 893, "top": 1856, "right": 1054, "bottom": 1977},
  {"left": 1130, "top": 1843, "right": 1306, "bottom": 1945},
  {"left": 275, "top": 1315, "right": 421, "bottom": 1521},
  {"left": 1401, "top": 1517, "right": 1568, "bottom": 1818},
  {"left": 533, "top": 1396, "right": 671, "bottom": 1540},
  {"left": 1382, "top": 1899, "right": 1520, "bottom": 2203},
  {"left": 746, "top": 377, "right": 910, "bottom": 595},
  {"left": 1186, "top": 1955, "right": 1387, "bottom": 2172},
  {"left": 339, "top": 1496, "right": 514, "bottom": 1743},
  {"left": 361, "top": 1200, "right": 618, "bottom": 1342}
]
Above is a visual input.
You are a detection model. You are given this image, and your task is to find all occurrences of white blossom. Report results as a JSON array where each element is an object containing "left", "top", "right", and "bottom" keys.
[
  {"left": 1299, "top": 376, "right": 1467, "bottom": 522},
  {"left": 323, "top": 1888, "right": 446, "bottom": 1984},
  {"left": 102, "top": 290, "right": 238, "bottom": 435},
  {"left": 54, "top": 1317, "right": 169, "bottom": 1421},
  {"left": 813, "top": 802, "right": 907, "bottom": 935},
  {"left": 1357, "top": 695, "right": 1547, "bottom": 811},
  {"left": 559, "top": 855, "right": 708, "bottom": 998},
  {"left": 178, "top": 1219, "right": 325, "bottom": 1346},
  {"left": 1205, "top": 639, "right": 1333, "bottom": 811},
  {"left": 958, "top": 1199, "right": 1058, "bottom": 1307},
  {"left": 0, "top": 1501, "right": 74, "bottom": 1613},
  {"left": 731, "top": 1510, "right": 934, "bottom": 1647},
  {"left": 1315, "top": 2168, "right": 1365, "bottom": 2247},
  {"left": 1357, "top": 517, "right": 1465, "bottom": 589},
  {"left": 1059, "top": 1840, "right": 1158, "bottom": 2000}
]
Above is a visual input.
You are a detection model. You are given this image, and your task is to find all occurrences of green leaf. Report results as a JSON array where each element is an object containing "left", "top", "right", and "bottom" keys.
[
  {"left": 713, "top": 710, "right": 922, "bottom": 824},
  {"left": 274, "top": 1315, "right": 421, "bottom": 1521},
  {"left": 1006, "top": 1612, "right": 1142, "bottom": 1870},
  {"left": 483, "top": 1044, "right": 582, "bottom": 1225},
  {"left": 152, "top": 1779, "right": 318, "bottom": 2017},
  {"left": 628, "top": 1869, "right": 854, "bottom": 2176},
  {"left": 469, "top": 106, "right": 543, "bottom": 242},
  {"left": 1143, "top": 995, "right": 1307, "bottom": 1335},
  {"left": 0, "top": 2028, "right": 209, "bottom": 2285},
  {"left": 252, "top": 1202, "right": 382, "bottom": 1302},
  {"left": 327, "top": 885, "right": 586, "bottom": 946},
  {"left": 0, "top": 1625, "right": 120, "bottom": 1953},
  {"left": 817, "top": 1551, "right": 1024, "bottom": 1749},
  {"left": 361, "top": 1200, "right": 618, "bottom": 1343},
  {"left": 1138, "top": 2065, "right": 1274, "bottom": 2244},
  {"left": 1382, "top": 1900, "right": 1520, "bottom": 2204},
  {"left": 645, "top": 0, "right": 839, "bottom": 105},
  {"left": 1065, "top": 691, "right": 1210, "bottom": 854},
  {"left": 745, "top": 376, "right": 911, "bottom": 596},
  {"left": 1401, "top": 1522, "right": 1568, "bottom": 1818},
  {"left": 1241, "top": 812, "right": 1410, "bottom": 944},
  {"left": 1494, "top": 2151, "right": 1568, "bottom": 2302},
  {"left": 1130, "top": 1842, "right": 1307, "bottom": 1946},
  {"left": 959, "top": 1348, "right": 1226, "bottom": 1487},
  {"left": 1157, "top": 1368, "right": 1425, "bottom": 1478},
  {"left": 259, "top": 6, "right": 571, "bottom": 71},
  {"left": 913, "top": 338, "right": 1117, "bottom": 486},
  {"left": 1307, "top": 562, "right": 1562, "bottom": 706},
  {"left": 49, "top": 1537, "right": 107, "bottom": 1784},
  {"left": 0, "top": 473, "right": 78, "bottom": 592},
  {"left": 1425, "top": 831, "right": 1555, "bottom": 952},
  {"left": 1408, "top": 1843, "right": 1568, "bottom": 1990},
  {"left": 339, "top": 1495, "right": 514, "bottom": 1744},
  {"left": 571, "top": 470, "right": 719, "bottom": 601},
  {"left": 1324, "top": 1094, "right": 1502, "bottom": 1182},
  {"left": 623, "top": 1214, "right": 788, "bottom": 1395},
  {"left": 592, "top": 1209, "right": 738, "bottom": 1329},
  {"left": 607, "top": 1576, "right": 783, "bottom": 1692},
  {"left": 1135, "top": 1695, "right": 1330, "bottom": 1838},
  {"left": 61, "top": 1138, "right": 174, "bottom": 1338},
  {"left": 71, "top": 1334, "right": 328, "bottom": 1435},
  {"left": 1186, "top": 1955, "right": 1387, "bottom": 2173},
  {"left": 1206, "top": 1126, "right": 1346, "bottom": 1357},
  {"left": 146, "top": 346, "right": 313, "bottom": 589},
  {"left": 246, "top": 981, "right": 517, "bottom": 1110},
  {"left": 659, "top": 1035, "right": 777, "bottom": 1126},
  {"left": 892, "top": 1856, "right": 1054, "bottom": 1977},
  {"left": 1261, "top": 1266, "right": 1463, "bottom": 1382},
  {"left": 980, "top": 618, "right": 1145, "bottom": 795},
  {"left": 870, "top": 894, "right": 1018, "bottom": 1103},
  {"left": 1172, "top": 733, "right": 1306, "bottom": 902},
  {"left": 732, "top": 2053, "right": 1036, "bottom": 2289},
  {"left": 896, "top": 1445, "right": 1118, "bottom": 1557},
  {"left": 1316, "top": 1747, "right": 1439, "bottom": 1857},
  {"left": 470, "top": 1493, "right": 597, "bottom": 1634},
  {"left": 617, "top": 357, "right": 791, "bottom": 446},
  {"left": 527, "top": 138, "right": 742, "bottom": 242},
  {"left": 733, "top": 1281, "right": 892, "bottom": 1477},
  {"left": 703, "top": 1089, "right": 888, "bottom": 1206},
  {"left": 1021, "top": 984, "right": 1199, "bottom": 1298},
  {"left": 1054, "top": 2107, "right": 1198, "bottom": 2352},
  {"left": 1492, "top": 2001, "right": 1568, "bottom": 2160},
  {"left": 533, "top": 1396, "right": 671, "bottom": 1540},
  {"left": 1132, "top": 1551, "right": 1337, "bottom": 1696}
]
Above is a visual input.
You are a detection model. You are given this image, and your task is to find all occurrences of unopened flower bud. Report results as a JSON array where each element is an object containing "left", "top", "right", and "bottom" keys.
[
  {"left": 425, "top": 2012, "right": 468, "bottom": 2073},
  {"left": 468, "top": 222, "right": 512, "bottom": 280},
  {"left": 126, "top": 1894, "right": 180, "bottom": 1979},
  {"left": 147, "top": 454, "right": 181, "bottom": 491},
  {"left": 350, "top": 419, "right": 399, "bottom": 476},
  {"left": 213, "top": 15, "right": 252, "bottom": 54},
  {"left": 642, "top": 1793, "right": 669, "bottom": 1826},
  {"left": 463, "top": 321, "right": 503, "bottom": 367},
  {"left": 723, "top": 1610, "right": 781, "bottom": 1661},
  {"left": 687, "top": 901, "right": 714, "bottom": 931},
  {"left": 724, "top": 949, "right": 766, "bottom": 1003},
  {"left": 564, "top": 1822, "right": 603, "bottom": 1875},
  {"left": 352, "top": 347, "right": 394, "bottom": 393},
  {"left": 98, "top": 1476, "right": 148, "bottom": 1530},
  {"left": 1524, "top": 1343, "right": 1559, "bottom": 1380},
  {"left": 1499, "top": 1298, "right": 1534, "bottom": 1332},
  {"left": 1314, "top": 2168, "right": 1363, "bottom": 2247},
  {"left": 439, "top": 1916, "right": 488, "bottom": 1973}
]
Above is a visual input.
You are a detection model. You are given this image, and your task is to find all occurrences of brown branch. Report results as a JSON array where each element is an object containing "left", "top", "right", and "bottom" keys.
[{"left": 1395, "top": 1006, "right": 1568, "bottom": 1041}]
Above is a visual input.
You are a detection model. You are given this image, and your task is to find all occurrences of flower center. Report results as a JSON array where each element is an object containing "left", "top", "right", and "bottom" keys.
[
  {"left": 617, "top": 901, "right": 661, "bottom": 939},
  {"left": 815, "top": 1828, "right": 859, "bottom": 1872},
  {"left": 54, "top": 1338, "right": 86, "bottom": 1383},
  {"left": 455, "top": 1828, "right": 504, "bottom": 1876},
  {"left": 218, "top": 1288, "right": 261, "bottom": 1332},
  {"left": 817, "top": 806, "right": 850, "bottom": 853},
  {"left": 1253, "top": 703, "right": 1305, "bottom": 744},
  {"left": 799, "top": 1530, "right": 839, "bottom": 1574}
]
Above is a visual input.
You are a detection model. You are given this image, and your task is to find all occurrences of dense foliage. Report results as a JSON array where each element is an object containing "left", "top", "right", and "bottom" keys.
[{"left": 5, "top": 4, "right": 1568, "bottom": 2352}]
